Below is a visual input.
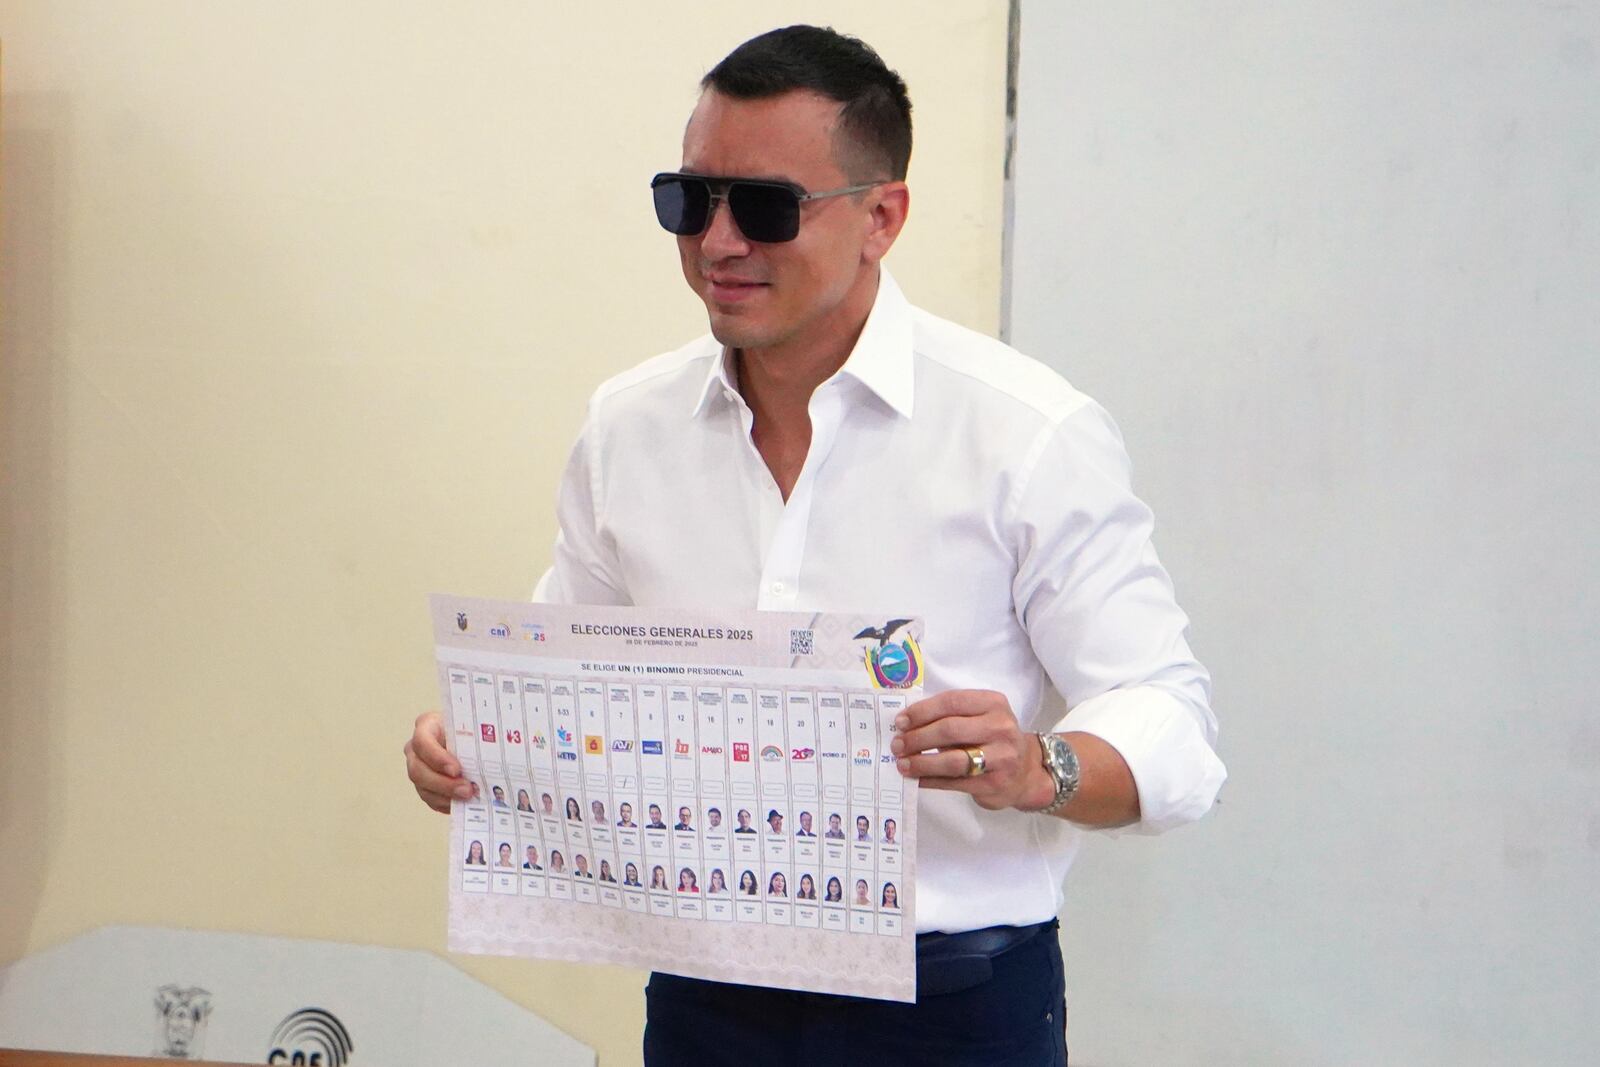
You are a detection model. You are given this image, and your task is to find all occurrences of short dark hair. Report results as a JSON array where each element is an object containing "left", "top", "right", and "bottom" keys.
[{"left": 702, "top": 25, "right": 913, "bottom": 181}]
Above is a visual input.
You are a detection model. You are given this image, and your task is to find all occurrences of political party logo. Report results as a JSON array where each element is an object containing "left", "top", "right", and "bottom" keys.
[
  {"left": 611, "top": 739, "right": 634, "bottom": 752},
  {"left": 556, "top": 726, "right": 574, "bottom": 745},
  {"left": 266, "top": 1006, "right": 353, "bottom": 1066},
  {"left": 701, "top": 745, "right": 724, "bottom": 755},
  {"left": 674, "top": 739, "right": 691, "bottom": 756},
  {"left": 760, "top": 745, "right": 784, "bottom": 762},
  {"left": 641, "top": 739, "right": 663, "bottom": 755},
  {"left": 854, "top": 747, "right": 873, "bottom": 766},
  {"left": 529, "top": 733, "right": 548, "bottom": 750},
  {"left": 585, "top": 735, "right": 603, "bottom": 755},
  {"left": 732, "top": 742, "right": 750, "bottom": 762},
  {"left": 153, "top": 984, "right": 211, "bottom": 1060},
  {"left": 854, "top": 618, "right": 923, "bottom": 690},
  {"left": 791, "top": 747, "right": 815, "bottom": 761},
  {"left": 456, "top": 612, "right": 468, "bottom": 631}
]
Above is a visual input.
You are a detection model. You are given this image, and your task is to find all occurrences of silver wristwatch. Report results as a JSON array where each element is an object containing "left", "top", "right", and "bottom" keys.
[{"left": 1034, "top": 732, "right": 1080, "bottom": 815}]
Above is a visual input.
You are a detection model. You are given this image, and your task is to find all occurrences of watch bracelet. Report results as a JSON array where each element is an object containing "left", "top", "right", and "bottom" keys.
[{"left": 1035, "top": 731, "right": 1080, "bottom": 815}]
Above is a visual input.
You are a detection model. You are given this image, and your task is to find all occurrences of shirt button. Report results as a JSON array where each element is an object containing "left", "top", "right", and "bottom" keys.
[{"left": 771, "top": 581, "right": 786, "bottom": 595}]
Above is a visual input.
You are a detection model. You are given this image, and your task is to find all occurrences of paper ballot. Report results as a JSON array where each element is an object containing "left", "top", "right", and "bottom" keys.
[{"left": 432, "top": 595, "right": 923, "bottom": 1002}]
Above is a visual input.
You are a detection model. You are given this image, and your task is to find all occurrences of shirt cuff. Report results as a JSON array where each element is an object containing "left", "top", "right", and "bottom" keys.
[{"left": 1052, "top": 686, "right": 1226, "bottom": 834}]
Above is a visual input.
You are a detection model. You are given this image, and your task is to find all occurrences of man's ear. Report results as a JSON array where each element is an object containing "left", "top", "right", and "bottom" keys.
[{"left": 863, "top": 182, "right": 910, "bottom": 263}]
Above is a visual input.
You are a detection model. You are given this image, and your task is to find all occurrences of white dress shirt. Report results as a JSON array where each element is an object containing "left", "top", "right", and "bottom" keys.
[{"left": 534, "top": 270, "right": 1225, "bottom": 933}]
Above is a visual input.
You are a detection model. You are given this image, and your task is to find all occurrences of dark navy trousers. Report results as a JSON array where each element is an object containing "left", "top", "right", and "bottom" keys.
[{"left": 643, "top": 921, "right": 1068, "bottom": 1066}]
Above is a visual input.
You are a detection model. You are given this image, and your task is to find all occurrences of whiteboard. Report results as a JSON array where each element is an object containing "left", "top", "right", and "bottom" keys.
[{"left": 1007, "top": 4, "right": 1600, "bottom": 1065}]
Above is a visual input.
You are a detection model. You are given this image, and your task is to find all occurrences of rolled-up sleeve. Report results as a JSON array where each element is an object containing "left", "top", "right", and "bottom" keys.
[
  {"left": 532, "top": 402, "right": 631, "bottom": 607},
  {"left": 1010, "top": 401, "right": 1225, "bottom": 833}
]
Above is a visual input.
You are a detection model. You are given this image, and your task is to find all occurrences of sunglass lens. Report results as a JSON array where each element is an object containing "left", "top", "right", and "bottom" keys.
[
  {"left": 729, "top": 183, "right": 800, "bottom": 243},
  {"left": 652, "top": 176, "right": 709, "bottom": 235}
]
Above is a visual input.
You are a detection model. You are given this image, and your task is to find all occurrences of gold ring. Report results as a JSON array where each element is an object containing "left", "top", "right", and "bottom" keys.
[{"left": 962, "top": 746, "right": 988, "bottom": 777}]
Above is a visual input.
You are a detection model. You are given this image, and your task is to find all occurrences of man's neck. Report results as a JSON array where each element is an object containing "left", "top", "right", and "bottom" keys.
[
  {"left": 731, "top": 267, "right": 880, "bottom": 501},
  {"left": 733, "top": 267, "right": 881, "bottom": 422}
]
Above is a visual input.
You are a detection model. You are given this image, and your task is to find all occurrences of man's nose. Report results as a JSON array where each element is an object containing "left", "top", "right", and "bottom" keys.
[{"left": 700, "top": 195, "right": 751, "bottom": 257}]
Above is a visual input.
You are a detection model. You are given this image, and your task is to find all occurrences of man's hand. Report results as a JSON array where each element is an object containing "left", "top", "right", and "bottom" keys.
[
  {"left": 404, "top": 711, "right": 475, "bottom": 814},
  {"left": 893, "top": 690, "right": 1142, "bottom": 826},
  {"left": 891, "top": 690, "right": 1055, "bottom": 812}
]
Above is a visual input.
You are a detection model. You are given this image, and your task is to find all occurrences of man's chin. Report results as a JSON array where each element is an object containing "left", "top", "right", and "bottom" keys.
[{"left": 707, "top": 312, "right": 766, "bottom": 350}]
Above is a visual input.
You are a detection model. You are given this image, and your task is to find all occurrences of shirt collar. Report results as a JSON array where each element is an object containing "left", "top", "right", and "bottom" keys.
[{"left": 689, "top": 267, "right": 916, "bottom": 419}]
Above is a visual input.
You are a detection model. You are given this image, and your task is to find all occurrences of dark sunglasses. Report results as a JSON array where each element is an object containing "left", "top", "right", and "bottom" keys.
[{"left": 651, "top": 171, "right": 885, "bottom": 244}]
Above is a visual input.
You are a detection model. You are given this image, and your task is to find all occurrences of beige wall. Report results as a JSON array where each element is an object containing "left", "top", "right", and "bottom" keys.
[{"left": 0, "top": 3, "right": 1006, "bottom": 1063}]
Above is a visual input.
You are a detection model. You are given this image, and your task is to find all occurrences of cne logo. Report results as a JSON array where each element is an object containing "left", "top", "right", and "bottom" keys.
[
  {"left": 266, "top": 1006, "right": 353, "bottom": 1066},
  {"left": 732, "top": 742, "right": 750, "bottom": 762},
  {"left": 853, "top": 618, "right": 923, "bottom": 690}
]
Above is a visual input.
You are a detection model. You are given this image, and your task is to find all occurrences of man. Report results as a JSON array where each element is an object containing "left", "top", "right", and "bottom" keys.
[
  {"left": 883, "top": 817, "right": 897, "bottom": 845},
  {"left": 855, "top": 814, "right": 872, "bottom": 843},
  {"left": 490, "top": 785, "right": 508, "bottom": 809},
  {"left": 707, "top": 807, "right": 723, "bottom": 830},
  {"left": 522, "top": 845, "right": 542, "bottom": 871},
  {"left": 766, "top": 809, "right": 784, "bottom": 835},
  {"left": 405, "top": 25, "right": 1223, "bottom": 1065},
  {"left": 674, "top": 806, "right": 694, "bottom": 832},
  {"left": 617, "top": 801, "right": 636, "bottom": 828},
  {"left": 573, "top": 854, "right": 593, "bottom": 879},
  {"left": 796, "top": 811, "right": 815, "bottom": 837},
  {"left": 824, "top": 813, "right": 845, "bottom": 840},
  {"left": 591, "top": 799, "right": 607, "bottom": 824},
  {"left": 733, "top": 808, "right": 756, "bottom": 834},
  {"left": 646, "top": 804, "right": 667, "bottom": 830}
]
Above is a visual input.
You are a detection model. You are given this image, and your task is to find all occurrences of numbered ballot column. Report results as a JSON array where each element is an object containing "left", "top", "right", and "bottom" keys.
[
  {"left": 522, "top": 677, "right": 570, "bottom": 900},
  {"left": 696, "top": 688, "right": 734, "bottom": 922},
  {"left": 786, "top": 689, "right": 823, "bottom": 928},
  {"left": 754, "top": 689, "right": 792, "bottom": 926},
  {"left": 635, "top": 684, "right": 672, "bottom": 912},
  {"left": 447, "top": 667, "right": 491, "bottom": 893},
  {"left": 875, "top": 691, "right": 909, "bottom": 935},
  {"left": 847, "top": 692, "right": 880, "bottom": 933},
  {"left": 577, "top": 680, "right": 616, "bottom": 849},
  {"left": 816, "top": 690, "right": 851, "bottom": 931},
  {"left": 665, "top": 685, "right": 703, "bottom": 919},
  {"left": 724, "top": 688, "right": 763, "bottom": 924},
  {"left": 496, "top": 674, "right": 547, "bottom": 899},
  {"left": 573, "top": 680, "right": 614, "bottom": 906},
  {"left": 548, "top": 677, "right": 591, "bottom": 899},
  {"left": 521, "top": 678, "right": 564, "bottom": 845},
  {"left": 755, "top": 690, "right": 792, "bottom": 865},
  {"left": 471, "top": 671, "right": 520, "bottom": 896},
  {"left": 607, "top": 682, "right": 647, "bottom": 913}
]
